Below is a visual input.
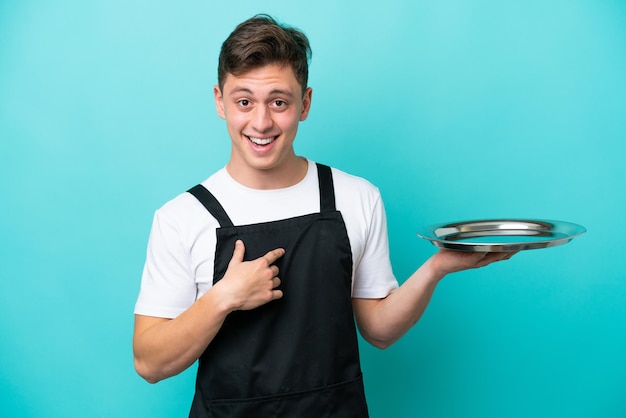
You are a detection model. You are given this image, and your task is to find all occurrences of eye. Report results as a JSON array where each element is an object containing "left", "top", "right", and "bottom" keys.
[
  {"left": 270, "top": 100, "right": 288, "bottom": 111},
  {"left": 238, "top": 99, "right": 250, "bottom": 107}
]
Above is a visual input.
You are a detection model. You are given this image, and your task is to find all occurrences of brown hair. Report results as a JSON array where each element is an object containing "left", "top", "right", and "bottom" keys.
[{"left": 218, "top": 15, "right": 312, "bottom": 95}]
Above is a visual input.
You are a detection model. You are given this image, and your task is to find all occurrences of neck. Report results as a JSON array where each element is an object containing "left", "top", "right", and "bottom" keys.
[{"left": 226, "top": 156, "right": 308, "bottom": 190}]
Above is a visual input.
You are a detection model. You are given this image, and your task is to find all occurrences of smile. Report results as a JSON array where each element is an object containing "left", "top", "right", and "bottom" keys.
[{"left": 247, "top": 136, "right": 277, "bottom": 146}]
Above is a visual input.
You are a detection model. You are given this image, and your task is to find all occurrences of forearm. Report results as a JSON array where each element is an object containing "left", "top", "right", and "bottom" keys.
[
  {"left": 355, "top": 257, "right": 444, "bottom": 349},
  {"left": 133, "top": 286, "right": 233, "bottom": 383},
  {"left": 355, "top": 250, "right": 515, "bottom": 349},
  {"left": 134, "top": 242, "right": 285, "bottom": 383}
]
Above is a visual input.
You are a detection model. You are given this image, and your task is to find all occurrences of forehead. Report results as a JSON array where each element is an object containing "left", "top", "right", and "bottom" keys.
[{"left": 222, "top": 64, "right": 302, "bottom": 96}]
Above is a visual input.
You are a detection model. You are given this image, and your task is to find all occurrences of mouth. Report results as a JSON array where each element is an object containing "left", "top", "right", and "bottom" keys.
[{"left": 246, "top": 135, "right": 277, "bottom": 146}]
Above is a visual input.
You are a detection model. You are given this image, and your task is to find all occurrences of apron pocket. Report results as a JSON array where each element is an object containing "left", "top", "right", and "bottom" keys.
[{"left": 203, "top": 375, "right": 368, "bottom": 418}]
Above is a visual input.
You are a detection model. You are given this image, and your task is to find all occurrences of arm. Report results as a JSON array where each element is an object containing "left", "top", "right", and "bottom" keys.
[
  {"left": 133, "top": 240, "right": 284, "bottom": 383},
  {"left": 353, "top": 249, "right": 515, "bottom": 349}
]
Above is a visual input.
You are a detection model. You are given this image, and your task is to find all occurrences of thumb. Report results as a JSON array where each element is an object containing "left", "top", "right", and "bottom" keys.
[{"left": 229, "top": 239, "right": 245, "bottom": 265}]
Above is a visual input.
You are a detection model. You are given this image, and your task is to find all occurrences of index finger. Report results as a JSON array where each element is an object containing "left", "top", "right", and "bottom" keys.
[{"left": 263, "top": 248, "right": 285, "bottom": 264}]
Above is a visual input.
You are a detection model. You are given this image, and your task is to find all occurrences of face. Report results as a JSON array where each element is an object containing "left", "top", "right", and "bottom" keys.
[{"left": 214, "top": 64, "right": 312, "bottom": 187}]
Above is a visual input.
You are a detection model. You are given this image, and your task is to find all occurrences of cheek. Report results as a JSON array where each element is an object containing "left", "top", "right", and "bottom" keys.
[
  {"left": 224, "top": 111, "right": 246, "bottom": 130},
  {"left": 277, "top": 111, "right": 300, "bottom": 131}
]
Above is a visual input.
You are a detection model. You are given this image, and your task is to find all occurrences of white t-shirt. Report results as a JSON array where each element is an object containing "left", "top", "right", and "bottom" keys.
[{"left": 135, "top": 159, "right": 398, "bottom": 319}]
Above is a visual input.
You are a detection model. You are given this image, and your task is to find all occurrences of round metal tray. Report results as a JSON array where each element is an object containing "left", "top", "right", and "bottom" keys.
[{"left": 416, "top": 219, "right": 586, "bottom": 252}]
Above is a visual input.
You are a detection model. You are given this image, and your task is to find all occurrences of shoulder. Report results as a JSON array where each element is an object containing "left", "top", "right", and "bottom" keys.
[
  {"left": 152, "top": 170, "right": 224, "bottom": 235},
  {"left": 328, "top": 165, "right": 382, "bottom": 211},
  {"left": 158, "top": 168, "right": 227, "bottom": 215},
  {"left": 156, "top": 189, "right": 206, "bottom": 225},
  {"left": 330, "top": 165, "right": 378, "bottom": 191}
]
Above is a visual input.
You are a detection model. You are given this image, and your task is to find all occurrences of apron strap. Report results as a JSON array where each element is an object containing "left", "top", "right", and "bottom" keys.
[
  {"left": 316, "top": 163, "right": 336, "bottom": 212},
  {"left": 187, "top": 184, "right": 234, "bottom": 227},
  {"left": 189, "top": 163, "right": 335, "bottom": 225}
]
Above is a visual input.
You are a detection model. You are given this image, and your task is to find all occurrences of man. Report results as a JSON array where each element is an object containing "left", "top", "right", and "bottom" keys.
[{"left": 133, "top": 15, "right": 513, "bottom": 417}]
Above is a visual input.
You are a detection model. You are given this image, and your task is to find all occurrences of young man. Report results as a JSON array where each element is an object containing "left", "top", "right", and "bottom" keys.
[{"left": 133, "top": 15, "right": 513, "bottom": 417}]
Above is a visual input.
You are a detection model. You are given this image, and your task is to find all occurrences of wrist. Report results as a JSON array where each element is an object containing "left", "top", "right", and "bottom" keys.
[
  {"left": 202, "top": 281, "right": 240, "bottom": 316},
  {"left": 423, "top": 255, "right": 447, "bottom": 284}
]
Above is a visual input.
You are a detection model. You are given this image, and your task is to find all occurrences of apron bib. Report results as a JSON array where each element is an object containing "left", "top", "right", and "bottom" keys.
[{"left": 187, "top": 164, "right": 369, "bottom": 417}]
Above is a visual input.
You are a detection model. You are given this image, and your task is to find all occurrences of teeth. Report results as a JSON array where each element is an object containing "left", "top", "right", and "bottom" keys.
[{"left": 249, "top": 136, "right": 275, "bottom": 145}]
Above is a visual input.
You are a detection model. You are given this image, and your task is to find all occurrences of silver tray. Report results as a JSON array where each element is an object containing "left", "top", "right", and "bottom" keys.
[{"left": 416, "top": 219, "right": 586, "bottom": 252}]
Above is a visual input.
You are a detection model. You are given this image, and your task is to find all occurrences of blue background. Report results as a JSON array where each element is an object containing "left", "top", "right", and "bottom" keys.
[{"left": 1, "top": 1, "right": 625, "bottom": 417}]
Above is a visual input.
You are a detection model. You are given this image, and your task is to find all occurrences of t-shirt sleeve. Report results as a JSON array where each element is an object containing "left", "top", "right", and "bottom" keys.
[
  {"left": 351, "top": 194, "right": 399, "bottom": 299},
  {"left": 134, "top": 210, "right": 198, "bottom": 318}
]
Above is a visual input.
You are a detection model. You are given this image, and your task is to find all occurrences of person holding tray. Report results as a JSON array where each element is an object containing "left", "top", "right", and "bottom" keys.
[{"left": 132, "top": 14, "right": 514, "bottom": 417}]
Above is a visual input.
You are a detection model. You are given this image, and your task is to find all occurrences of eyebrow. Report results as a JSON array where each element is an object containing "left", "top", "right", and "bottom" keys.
[{"left": 230, "top": 87, "right": 295, "bottom": 98}]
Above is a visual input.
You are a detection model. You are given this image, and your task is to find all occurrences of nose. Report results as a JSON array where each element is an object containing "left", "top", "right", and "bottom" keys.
[{"left": 252, "top": 104, "right": 274, "bottom": 133}]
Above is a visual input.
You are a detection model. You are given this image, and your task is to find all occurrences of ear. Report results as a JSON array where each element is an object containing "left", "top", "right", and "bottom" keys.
[
  {"left": 299, "top": 87, "right": 313, "bottom": 121},
  {"left": 214, "top": 85, "right": 226, "bottom": 120}
]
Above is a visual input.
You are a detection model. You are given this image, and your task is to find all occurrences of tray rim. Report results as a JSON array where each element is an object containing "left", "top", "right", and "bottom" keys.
[{"left": 416, "top": 218, "right": 586, "bottom": 252}]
